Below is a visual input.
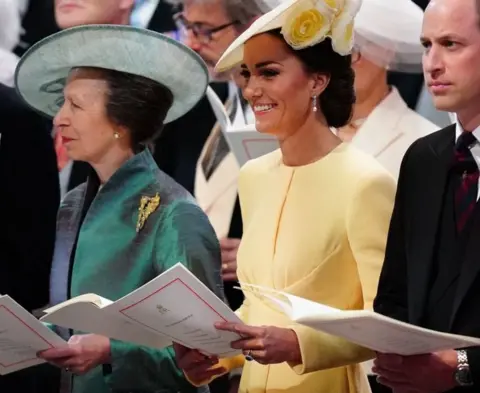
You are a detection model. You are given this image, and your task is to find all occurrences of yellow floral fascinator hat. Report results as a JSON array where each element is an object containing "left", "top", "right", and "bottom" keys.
[{"left": 215, "top": 0, "right": 362, "bottom": 72}]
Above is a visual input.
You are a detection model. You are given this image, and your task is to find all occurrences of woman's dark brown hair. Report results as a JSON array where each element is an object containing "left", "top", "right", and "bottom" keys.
[
  {"left": 268, "top": 29, "right": 356, "bottom": 128},
  {"left": 96, "top": 68, "right": 174, "bottom": 152}
]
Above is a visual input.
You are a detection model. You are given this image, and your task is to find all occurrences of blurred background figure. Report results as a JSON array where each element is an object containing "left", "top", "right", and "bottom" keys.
[
  {"left": 0, "top": 0, "right": 22, "bottom": 86},
  {"left": 0, "top": 5, "right": 60, "bottom": 386},
  {"left": 166, "top": 0, "right": 265, "bottom": 293},
  {"left": 54, "top": 0, "right": 133, "bottom": 29},
  {"left": 335, "top": 0, "right": 438, "bottom": 179},
  {"left": 161, "top": 1, "right": 269, "bottom": 391},
  {"left": 14, "top": 0, "right": 58, "bottom": 56},
  {"left": 0, "top": 85, "right": 60, "bottom": 393}
]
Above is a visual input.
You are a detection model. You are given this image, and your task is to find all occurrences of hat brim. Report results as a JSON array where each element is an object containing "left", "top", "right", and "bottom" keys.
[
  {"left": 353, "top": 0, "right": 424, "bottom": 72},
  {"left": 15, "top": 24, "right": 209, "bottom": 123},
  {"left": 215, "top": 0, "right": 298, "bottom": 73}
]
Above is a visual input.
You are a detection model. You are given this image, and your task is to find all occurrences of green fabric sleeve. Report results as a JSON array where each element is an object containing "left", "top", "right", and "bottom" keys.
[
  {"left": 103, "top": 340, "right": 197, "bottom": 392},
  {"left": 102, "top": 199, "right": 224, "bottom": 391},
  {"left": 154, "top": 199, "right": 225, "bottom": 299}
]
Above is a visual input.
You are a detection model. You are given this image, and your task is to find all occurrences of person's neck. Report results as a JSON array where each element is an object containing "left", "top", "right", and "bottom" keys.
[
  {"left": 352, "top": 78, "right": 390, "bottom": 123},
  {"left": 91, "top": 148, "right": 135, "bottom": 185},
  {"left": 108, "top": 12, "right": 131, "bottom": 25},
  {"left": 456, "top": 107, "right": 480, "bottom": 133},
  {"left": 279, "top": 116, "right": 341, "bottom": 167},
  {"left": 335, "top": 77, "right": 390, "bottom": 142}
]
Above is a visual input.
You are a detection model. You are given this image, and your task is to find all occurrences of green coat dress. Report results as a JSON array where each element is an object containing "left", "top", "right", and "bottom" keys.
[{"left": 49, "top": 149, "right": 223, "bottom": 393}]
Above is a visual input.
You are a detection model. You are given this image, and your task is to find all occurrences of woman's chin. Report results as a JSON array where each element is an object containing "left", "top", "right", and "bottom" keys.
[{"left": 255, "top": 120, "right": 276, "bottom": 135}]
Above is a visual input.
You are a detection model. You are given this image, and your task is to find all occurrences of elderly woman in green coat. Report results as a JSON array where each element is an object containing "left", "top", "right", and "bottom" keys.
[{"left": 15, "top": 25, "right": 222, "bottom": 393}]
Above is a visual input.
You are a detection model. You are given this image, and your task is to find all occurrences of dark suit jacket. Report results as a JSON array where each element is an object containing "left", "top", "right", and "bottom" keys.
[
  {"left": 14, "top": 0, "right": 58, "bottom": 57},
  {"left": 147, "top": 0, "right": 177, "bottom": 33},
  {"left": 0, "top": 84, "right": 61, "bottom": 393},
  {"left": 0, "top": 84, "right": 59, "bottom": 311},
  {"left": 374, "top": 125, "right": 480, "bottom": 392}
]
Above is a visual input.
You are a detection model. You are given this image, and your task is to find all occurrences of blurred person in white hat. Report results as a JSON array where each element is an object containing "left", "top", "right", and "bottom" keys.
[
  {"left": 335, "top": 0, "right": 439, "bottom": 179},
  {"left": 0, "top": 0, "right": 23, "bottom": 86},
  {"left": 173, "top": 0, "right": 397, "bottom": 391},
  {"left": 17, "top": 24, "right": 224, "bottom": 393}
]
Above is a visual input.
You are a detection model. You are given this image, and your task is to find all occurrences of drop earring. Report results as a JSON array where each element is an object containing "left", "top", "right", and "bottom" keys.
[
  {"left": 312, "top": 95, "right": 317, "bottom": 113},
  {"left": 114, "top": 132, "right": 120, "bottom": 139}
]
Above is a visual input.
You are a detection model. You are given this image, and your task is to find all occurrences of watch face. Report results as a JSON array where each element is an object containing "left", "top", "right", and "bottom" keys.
[{"left": 456, "top": 368, "right": 473, "bottom": 386}]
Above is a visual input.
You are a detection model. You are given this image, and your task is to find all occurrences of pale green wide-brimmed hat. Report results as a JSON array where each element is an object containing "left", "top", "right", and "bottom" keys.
[{"left": 15, "top": 24, "right": 209, "bottom": 123}]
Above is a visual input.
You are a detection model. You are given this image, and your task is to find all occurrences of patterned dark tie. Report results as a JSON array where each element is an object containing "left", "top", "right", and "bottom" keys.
[{"left": 454, "top": 131, "right": 479, "bottom": 232}]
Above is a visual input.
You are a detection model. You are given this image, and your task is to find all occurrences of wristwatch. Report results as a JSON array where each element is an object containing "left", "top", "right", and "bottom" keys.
[{"left": 455, "top": 350, "right": 474, "bottom": 387}]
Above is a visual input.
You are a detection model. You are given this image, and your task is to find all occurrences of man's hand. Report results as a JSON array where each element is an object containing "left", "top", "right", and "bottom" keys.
[
  {"left": 373, "top": 350, "right": 458, "bottom": 393},
  {"left": 220, "top": 238, "right": 241, "bottom": 281}
]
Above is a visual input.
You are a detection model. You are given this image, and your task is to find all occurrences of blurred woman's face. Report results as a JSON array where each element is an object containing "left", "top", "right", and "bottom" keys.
[
  {"left": 53, "top": 68, "right": 120, "bottom": 164},
  {"left": 240, "top": 33, "right": 323, "bottom": 138},
  {"left": 54, "top": 0, "right": 133, "bottom": 29}
]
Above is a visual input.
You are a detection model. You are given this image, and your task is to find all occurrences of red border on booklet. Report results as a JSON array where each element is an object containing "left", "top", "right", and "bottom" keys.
[
  {"left": 0, "top": 305, "right": 55, "bottom": 368},
  {"left": 118, "top": 278, "right": 229, "bottom": 347}
]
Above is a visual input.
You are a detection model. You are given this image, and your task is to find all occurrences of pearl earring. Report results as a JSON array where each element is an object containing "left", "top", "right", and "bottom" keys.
[
  {"left": 114, "top": 132, "right": 120, "bottom": 139},
  {"left": 312, "top": 95, "right": 317, "bottom": 112}
]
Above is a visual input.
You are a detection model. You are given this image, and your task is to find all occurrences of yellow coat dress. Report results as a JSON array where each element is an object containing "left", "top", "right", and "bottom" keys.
[{"left": 200, "top": 143, "right": 396, "bottom": 393}]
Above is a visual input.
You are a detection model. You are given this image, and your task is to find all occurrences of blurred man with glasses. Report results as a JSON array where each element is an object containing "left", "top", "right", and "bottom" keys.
[
  {"left": 163, "top": 1, "right": 268, "bottom": 392},
  {"left": 166, "top": 0, "right": 266, "bottom": 299},
  {"left": 173, "top": 8, "right": 241, "bottom": 80}
]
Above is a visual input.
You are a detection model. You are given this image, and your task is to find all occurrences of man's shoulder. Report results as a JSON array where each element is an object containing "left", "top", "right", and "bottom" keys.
[
  {"left": 0, "top": 83, "right": 49, "bottom": 130},
  {"left": 0, "top": 84, "right": 24, "bottom": 114},
  {"left": 407, "top": 123, "right": 455, "bottom": 155}
]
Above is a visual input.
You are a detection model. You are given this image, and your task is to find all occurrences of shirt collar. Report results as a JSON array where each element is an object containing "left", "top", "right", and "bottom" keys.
[{"left": 455, "top": 120, "right": 480, "bottom": 143}]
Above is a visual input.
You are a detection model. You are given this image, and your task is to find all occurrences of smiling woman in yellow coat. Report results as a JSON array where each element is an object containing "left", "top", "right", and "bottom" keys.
[{"left": 173, "top": 0, "right": 396, "bottom": 392}]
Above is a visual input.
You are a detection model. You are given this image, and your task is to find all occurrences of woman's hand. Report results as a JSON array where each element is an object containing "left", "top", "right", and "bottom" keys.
[
  {"left": 215, "top": 322, "right": 302, "bottom": 366},
  {"left": 37, "top": 334, "right": 111, "bottom": 375},
  {"left": 220, "top": 238, "right": 241, "bottom": 282},
  {"left": 173, "top": 343, "right": 227, "bottom": 385}
]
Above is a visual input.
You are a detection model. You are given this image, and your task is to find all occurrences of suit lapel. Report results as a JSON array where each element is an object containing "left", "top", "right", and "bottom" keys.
[
  {"left": 409, "top": 126, "right": 455, "bottom": 324},
  {"left": 450, "top": 202, "right": 480, "bottom": 328}
]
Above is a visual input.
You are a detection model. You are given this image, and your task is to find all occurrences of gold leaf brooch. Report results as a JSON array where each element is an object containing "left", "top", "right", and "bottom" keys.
[{"left": 136, "top": 193, "right": 160, "bottom": 233}]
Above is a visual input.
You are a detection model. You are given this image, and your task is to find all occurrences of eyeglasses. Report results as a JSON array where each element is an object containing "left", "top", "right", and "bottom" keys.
[{"left": 174, "top": 13, "right": 240, "bottom": 44}]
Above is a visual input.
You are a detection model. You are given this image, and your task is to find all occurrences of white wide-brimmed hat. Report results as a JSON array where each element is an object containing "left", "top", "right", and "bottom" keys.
[
  {"left": 215, "top": 0, "right": 362, "bottom": 73},
  {"left": 15, "top": 24, "right": 209, "bottom": 123},
  {"left": 355, "top": 0, "right": 424, "bottom": 73}
]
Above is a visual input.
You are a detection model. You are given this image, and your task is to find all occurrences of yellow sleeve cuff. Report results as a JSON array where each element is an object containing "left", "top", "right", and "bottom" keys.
[{"left": 288, "top": 324, "right": 374, "bottom": 375}]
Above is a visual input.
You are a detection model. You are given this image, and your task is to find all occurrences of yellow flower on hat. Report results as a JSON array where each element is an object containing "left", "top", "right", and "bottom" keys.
[
  {"left": 281, "top": 0, "right": 336, "bottom": 50},
  {"left": 325, "top": 0, "right": 345, "bottom": 16},
  {"left": 329, "top": 0, "right": 360, "bottom": 55},
  {"left": 330, "top": 18, "right": 354, "bottom": 55}
]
